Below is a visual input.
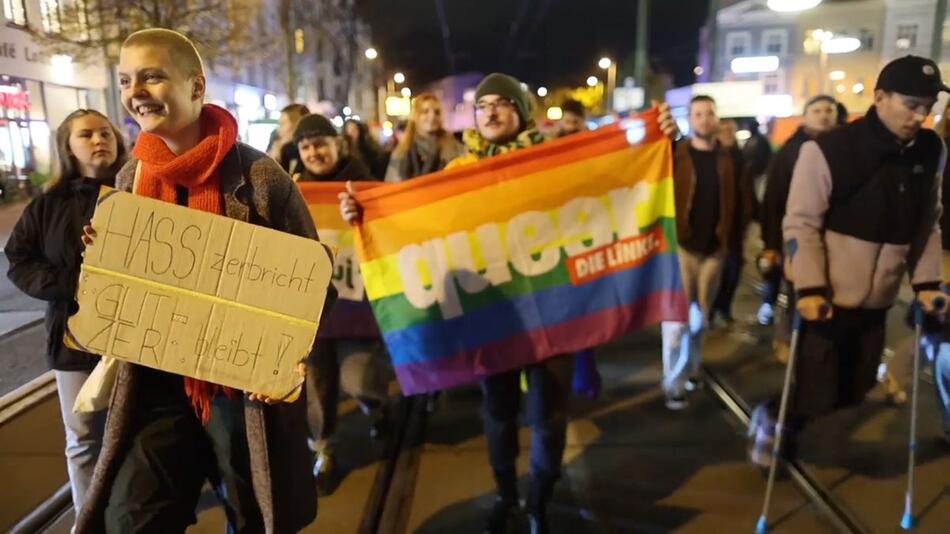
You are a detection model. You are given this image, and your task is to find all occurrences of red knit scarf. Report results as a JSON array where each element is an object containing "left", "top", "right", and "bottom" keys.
[{"left": 132, "top": 104, "right": 239, "bottom": 425}]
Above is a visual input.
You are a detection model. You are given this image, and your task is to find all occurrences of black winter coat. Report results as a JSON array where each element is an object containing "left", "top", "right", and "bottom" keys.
[
  {"left": 762, "top": 127, "right": 811, "bottom": 252},
  {"left": 5, "top": 177, "right": 111, "bottom": 371}
]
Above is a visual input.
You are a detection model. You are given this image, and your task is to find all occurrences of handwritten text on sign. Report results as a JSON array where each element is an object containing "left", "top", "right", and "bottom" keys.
[{"left": 67, "top": 188, "right": 334, "bottom": 399}]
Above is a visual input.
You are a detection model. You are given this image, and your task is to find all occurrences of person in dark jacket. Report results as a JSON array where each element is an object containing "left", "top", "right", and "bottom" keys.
[
  {"left": 5, "top": 108, "right": 127, "bottom": 519},
  {"left": 881, "top": 100, "right": 950, "bottom": 432},
  {"left": 343, "top": 118, "right": 389, "bottom": 180},
  {"left": 709, "top": 118, "right": 747, "bottom": 325},
  {"left": 293, "top": 112, "right": 391, "bottom": 495},
  {"left": 294, "top": 114, "right": 372, "bottom": 183},
  {"left": 749, "top": 56, "right": 949, "bottom": 469},
  {"left": 757, "top": 95, "right": 838, "bottom": 345}
]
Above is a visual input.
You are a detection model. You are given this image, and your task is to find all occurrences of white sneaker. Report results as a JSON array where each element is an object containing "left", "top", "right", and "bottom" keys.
[
  {"left": 665, "top": 395, "right": 688, "bottom": 411},
  {"left": 757, "top": 303, "right": 774, "bottom": 326}
]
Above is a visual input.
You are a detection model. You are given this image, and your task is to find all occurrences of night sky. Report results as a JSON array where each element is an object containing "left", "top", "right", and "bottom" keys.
[{"left": 359, "top": 0, "right": 712, "bottom": 90}]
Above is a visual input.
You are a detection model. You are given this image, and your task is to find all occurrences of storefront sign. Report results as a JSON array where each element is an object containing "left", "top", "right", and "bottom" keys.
[{"left": 0, "top": 85, "right": 30, "bottom": 110}]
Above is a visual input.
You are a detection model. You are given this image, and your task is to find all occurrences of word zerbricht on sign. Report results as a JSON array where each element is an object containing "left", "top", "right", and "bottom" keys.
[{"left": 67, "top": 188, "right": 334, "bottom": 399}]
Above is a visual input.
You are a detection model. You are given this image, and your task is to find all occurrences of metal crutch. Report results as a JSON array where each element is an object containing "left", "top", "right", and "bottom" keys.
[
  {"left": 901, "top": 296, "right": 945, "bottom": 530},
  {"left": 756, "top": 303, "right": 829, "bottom": 534}
]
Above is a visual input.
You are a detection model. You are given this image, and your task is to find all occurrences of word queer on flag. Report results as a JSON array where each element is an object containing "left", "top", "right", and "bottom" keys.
[
  {"left": 298, "top": 181, "right": 382, "bottom": 339},
  {"left": 354, "top": 109, "right": 688, "bottom": 395},
  {"left": 67, "top": 188, "right": 334, "bottom": 399}
]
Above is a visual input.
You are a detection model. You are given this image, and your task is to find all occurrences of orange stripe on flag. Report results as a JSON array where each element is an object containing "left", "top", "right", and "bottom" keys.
[
  {"left": 355, "top": 109, "right": 665, "bottom": 220},
  {"left": 297, "top": 181, "right": 383, "bottom": 205}
]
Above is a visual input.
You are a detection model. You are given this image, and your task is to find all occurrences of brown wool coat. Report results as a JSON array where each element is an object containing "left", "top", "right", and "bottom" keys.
[
  {"left": 75, "top": 143, "right": 332, "bottom": 534},
  {"left": 672, "top": 139, "right": 745, "bottom": 253}
]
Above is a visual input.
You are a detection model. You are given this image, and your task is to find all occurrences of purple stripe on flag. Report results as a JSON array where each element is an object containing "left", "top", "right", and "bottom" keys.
[{"left": 392, "top": 289, "right": 687, "bottom": 394}]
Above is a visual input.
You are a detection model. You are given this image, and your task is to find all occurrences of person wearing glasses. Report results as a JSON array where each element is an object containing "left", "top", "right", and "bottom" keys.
[
  {"left": 748, "top": 55, "right": 949, "bottom": 469},
  {"left": 443, "top": 73, "right": 560, "bottom": 534}
]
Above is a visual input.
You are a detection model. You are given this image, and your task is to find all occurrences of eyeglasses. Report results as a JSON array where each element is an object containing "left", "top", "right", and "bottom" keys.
[{"left": 475, "top": 99, "right": 515, "bottom": 114}]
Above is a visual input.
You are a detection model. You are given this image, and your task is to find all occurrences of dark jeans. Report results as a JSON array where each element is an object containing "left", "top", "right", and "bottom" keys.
[
  {"left": 481, "top": 355, "right": 574, "bottom": 485},
  {"left": 773, "top": 279, "right": 795, "bottom": 346},
  {"left": 305, "top": 338, "right": 390, "bottom": 446},
  {"left": 761, "top": 266, "right": 783, "bottom": 306},
  {"left": 104, "top": 373, "right": 263, "bottom": 534},
  {"left": 711, "top": 252, "right": 743, "bottom": 319},
  {"left": 790, "top": 306, "right": 887, "bottom": 422}
]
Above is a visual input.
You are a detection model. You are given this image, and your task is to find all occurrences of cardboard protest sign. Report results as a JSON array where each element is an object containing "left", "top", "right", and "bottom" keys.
[
  {"left": 353, "top": 109, "right": 688, "bottom": 394},
  {"left": 298, "top": 181, "right": 381, "bottom": 338},
  {"left": 66, "top": 188, "right": 334, "bottom": 399}
]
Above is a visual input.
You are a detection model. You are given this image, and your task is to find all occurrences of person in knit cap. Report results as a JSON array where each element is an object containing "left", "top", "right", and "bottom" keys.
[
  {"left": 341, "top": 72, "right": 678, "bottom": 534},
  {"left": 290, "top": 112, "right": 392, "bottom": 495},
  {"left": 292, "top": 113, "right": 372, "bottom": 182},
  {"left": 74, "top": 28, "right": 332, "bottom": 533},
  {"left": 454, "top": 73, "right": 564, "bottom": 534}
]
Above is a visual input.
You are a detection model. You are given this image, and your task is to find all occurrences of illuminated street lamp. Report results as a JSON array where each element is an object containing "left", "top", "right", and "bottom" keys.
[
  {"left": 537, "top": 86, "right": 548, "bottom": 97},
  {"left": 401, "top": 87, "right": 412, "bottom": 98},
  {"left": 821, "top": 36, "right": 861, "bottom": 54},
  {"left": 598, "top": 57, "right": 617, "bottom": 111},
  {"left": 364, "top": 47, "right": 378, "bottom": 60},
  {"left": 730, "top": 56, "right": 780, "bottom": 74},
  {"left": 767, "top": 0, "right": 821, "bottom": 11},
  {"left": 587, "top": 75, "right": 599, "bottom": 87},
  {"left": 393, "top": 72, "right": 406, "bottom": 84}
]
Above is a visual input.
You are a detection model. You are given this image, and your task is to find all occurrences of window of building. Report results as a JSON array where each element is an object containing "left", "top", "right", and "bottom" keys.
[
  {"left": 859, "top": 28, "right": 874, "bottom": 50},
  {"left": 896, "top": 23, "right": 918, "bottom": 50},
  {"left": 762, "top": 29, "right": 788, "bottom": 55},
  {"left": 3, "top": 0, "right": 27, "bottom": 26},
  {"left": 725, "top": 31, "right": 752, "bottom": 57},
  {"left": 762, "top": 70, "right": 784, "bottom": 95},
  {"left": 40, "top": 0, "right": 62, "bottom": 34},
  {"left": 294, "top": 28, "right": 305, "bottom": 54}
]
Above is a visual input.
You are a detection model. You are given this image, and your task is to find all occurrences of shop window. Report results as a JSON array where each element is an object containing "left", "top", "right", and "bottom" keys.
[
  {"left": 3, "top": 0, "right": 27, "bottom": 26},
  {"left": 40, "top": 0, "right": 62, "bottom": 34}
]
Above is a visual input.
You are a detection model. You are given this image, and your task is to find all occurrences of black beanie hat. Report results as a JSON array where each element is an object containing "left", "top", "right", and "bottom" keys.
[
  {"left": 293, "top": 114, "right": 338, "bottom": 144},
  {"left": 475, "top": 72, "right": 530, "bottom": 124}
]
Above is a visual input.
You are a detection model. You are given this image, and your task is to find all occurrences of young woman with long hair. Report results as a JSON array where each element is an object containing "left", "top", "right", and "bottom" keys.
[
  {"left": 384, "top": 93, "right": 464, "bottom": 183},
  {"left": 4, "top": 109, "right": 127, "bottom": 517}
]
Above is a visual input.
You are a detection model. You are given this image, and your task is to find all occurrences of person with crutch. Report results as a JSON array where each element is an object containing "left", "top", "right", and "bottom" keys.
[
  {"left": 748, "top": 55, "right": 948, "bottom": 472},
  {"left": 753, "top": 55, "right": 950, "bottom": 533}
]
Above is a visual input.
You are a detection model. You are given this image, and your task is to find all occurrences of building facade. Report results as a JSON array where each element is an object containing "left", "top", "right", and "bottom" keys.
[
  {"left": 0, "top": 0, "right": 378, "bottom": 171},
  {"left": 0, "top": 0, "right": 111, "bottom": 178},
  {"left": 700, "top": 0, "right": 949, "bottom": 118}
]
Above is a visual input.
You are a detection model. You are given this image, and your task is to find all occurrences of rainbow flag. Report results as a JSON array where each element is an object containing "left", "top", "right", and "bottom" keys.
[
  {"left": 298, "top": 182, "right": 381, "bottom": 339},
  {"left": 354, "top": 110, "right": 687, "bottom": 394}
]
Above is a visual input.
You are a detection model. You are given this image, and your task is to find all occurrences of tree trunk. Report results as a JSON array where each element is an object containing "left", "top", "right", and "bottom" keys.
[{"left": 280, "top": 0, "right": 296, "bottom": 101}]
